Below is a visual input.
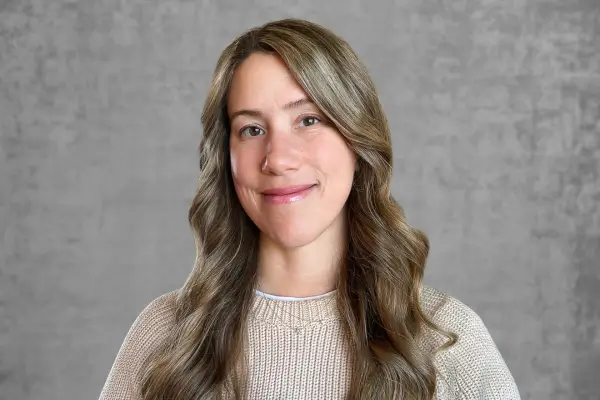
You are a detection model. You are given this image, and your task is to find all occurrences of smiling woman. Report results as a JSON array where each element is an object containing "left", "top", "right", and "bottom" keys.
[
  {"left": 99, "top": 18, "right": 520, "bottom": 400},
  {"left": 228, "top": 52, "right": 356, "bottom": 252}
]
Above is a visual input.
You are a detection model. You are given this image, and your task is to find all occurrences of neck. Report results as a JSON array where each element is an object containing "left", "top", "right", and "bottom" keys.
[{"left": 257, "top": 216, "right": 346, "bottom": 298}]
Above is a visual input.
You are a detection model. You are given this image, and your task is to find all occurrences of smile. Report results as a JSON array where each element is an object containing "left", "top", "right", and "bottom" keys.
[{"left": 262, "top": 184, "right": 316, "bottom": 205}]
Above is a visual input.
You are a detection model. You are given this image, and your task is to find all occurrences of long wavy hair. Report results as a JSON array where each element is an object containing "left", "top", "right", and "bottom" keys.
[{"left": 140, "top": 18, "right": 455, "bottom": 400}]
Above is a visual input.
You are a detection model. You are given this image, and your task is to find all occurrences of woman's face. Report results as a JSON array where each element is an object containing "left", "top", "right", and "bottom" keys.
[{"left": 227, "top": 52, "right": 356, "bottom": 249}]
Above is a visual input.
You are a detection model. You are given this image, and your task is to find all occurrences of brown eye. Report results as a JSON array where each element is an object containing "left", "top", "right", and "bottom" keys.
[{"left": 240, "top": 126, "right": 265, "bottom": 137}]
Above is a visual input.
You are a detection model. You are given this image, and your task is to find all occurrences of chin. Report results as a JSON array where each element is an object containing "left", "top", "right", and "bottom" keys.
[{"left": 268, "top": 228, "right": 322, "bottom": 249}]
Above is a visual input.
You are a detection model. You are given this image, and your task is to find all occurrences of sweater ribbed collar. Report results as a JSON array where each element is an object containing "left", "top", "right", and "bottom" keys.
[{"left": 250, "top": 290, "right": 340, "bottom": 331}]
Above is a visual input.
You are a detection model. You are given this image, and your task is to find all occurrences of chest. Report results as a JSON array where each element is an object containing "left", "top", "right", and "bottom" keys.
[{"left": 244, "top": 321, "right": 354, "bottom": 400}]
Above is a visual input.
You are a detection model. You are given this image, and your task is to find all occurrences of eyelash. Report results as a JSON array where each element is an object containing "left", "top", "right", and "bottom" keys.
[{"left": 239, "top": 115, "right": 322, "bottom": 137}]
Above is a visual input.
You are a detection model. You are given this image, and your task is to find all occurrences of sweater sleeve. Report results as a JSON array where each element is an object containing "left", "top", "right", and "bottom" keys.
[
  {"left": 431, "top": 295, "right": 521, "bottom": 400},
  {"left": 98, "top": 291, "right": 178, "bottom": 400}
]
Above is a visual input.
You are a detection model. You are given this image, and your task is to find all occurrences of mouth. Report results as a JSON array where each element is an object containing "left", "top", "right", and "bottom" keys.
[{"left": 262, "top": 184, "right": 317, "bottom": 205}]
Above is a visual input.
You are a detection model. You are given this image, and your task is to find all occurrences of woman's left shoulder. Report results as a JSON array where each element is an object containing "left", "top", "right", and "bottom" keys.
[
  {"left": 419, "top": 285, "right": 521, "bottom": 400},
  {"left": 419, "top": 285, "right": 487, "bottom": 335}
]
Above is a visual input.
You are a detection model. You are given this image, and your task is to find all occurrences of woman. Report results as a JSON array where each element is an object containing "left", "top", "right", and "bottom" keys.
[{"left": 99, "top": 18, "right": 520, "bottom": 400}]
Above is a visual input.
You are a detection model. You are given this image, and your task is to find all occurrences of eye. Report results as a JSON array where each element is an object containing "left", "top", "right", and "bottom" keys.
[
  {"left": 299, "top": 115, "right": 321, "bottom": 127},
  {"left": 240, "top": 125, "right": 265, "bottom": 137}
]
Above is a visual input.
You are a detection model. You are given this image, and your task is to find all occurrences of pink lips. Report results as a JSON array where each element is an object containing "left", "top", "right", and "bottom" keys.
[{"left": 262, "top": 184, "right": 316, "bottom": 205}]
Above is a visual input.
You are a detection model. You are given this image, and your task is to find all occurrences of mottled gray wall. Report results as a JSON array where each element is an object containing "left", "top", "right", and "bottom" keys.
[{"left": 1, "top": 0, "right": 598, "bottom": 399}]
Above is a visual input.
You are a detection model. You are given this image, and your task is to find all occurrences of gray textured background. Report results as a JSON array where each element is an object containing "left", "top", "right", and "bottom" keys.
[{"left": 1, "top": 1, "right": 599, "bottom": 399}]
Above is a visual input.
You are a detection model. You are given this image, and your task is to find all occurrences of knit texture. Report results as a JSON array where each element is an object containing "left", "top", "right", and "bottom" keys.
[{"left": 98, "top": 286, "right": 520, "bottom": 399}]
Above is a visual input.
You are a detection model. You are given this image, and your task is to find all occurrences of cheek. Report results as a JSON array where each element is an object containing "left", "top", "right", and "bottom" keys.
[
  {"left": 230, "top": 151, "right": 240, "bottom": 179},
  {"left": 229, "top": 144, "right": 242, "bottom": 180},
  {"left": 229, "top": 145, "right": 254, "bottom": 184},
  {"left": 230, "top": 156, "right": 254, "bottom": 214},
  {"left": 314, "top": 138, "right": 356, "bottom": 182},
  {"left": 229, "top": 145, "right": 259, "bottom": 208}
]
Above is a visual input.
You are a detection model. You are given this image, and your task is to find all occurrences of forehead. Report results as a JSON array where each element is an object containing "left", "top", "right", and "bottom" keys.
[{"left": 227, "top": 52, "right": 308, "bottom": 113}]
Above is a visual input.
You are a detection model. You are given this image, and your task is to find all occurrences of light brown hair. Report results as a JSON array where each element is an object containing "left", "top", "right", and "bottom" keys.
[{"left": 140, "top": 18, "right": 455, "bottom": 399}]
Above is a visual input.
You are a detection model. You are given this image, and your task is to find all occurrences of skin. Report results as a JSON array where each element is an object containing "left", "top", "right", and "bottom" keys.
[{"left": 227, "top": 53, "right": 356, "bottom": 297}]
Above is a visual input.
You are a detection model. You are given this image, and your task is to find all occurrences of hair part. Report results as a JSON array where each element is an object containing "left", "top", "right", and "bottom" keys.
[{"left": 140, "top": 18, "right": 456, "bottom": 400}]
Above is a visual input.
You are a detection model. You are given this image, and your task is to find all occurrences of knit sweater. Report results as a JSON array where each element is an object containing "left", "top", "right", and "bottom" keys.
[{"left": 98, "top": 286, "right": 520, "bottom": 399}]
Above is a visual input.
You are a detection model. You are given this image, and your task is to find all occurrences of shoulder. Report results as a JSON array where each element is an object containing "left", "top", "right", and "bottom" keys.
[
  {"left": 420, "top": 285, "right": 487, "bottom": 339},
  {"left": 117, "top": 290, "right": 179, "bottom": 359},
  {"left": 128, "top": 290, "right": 179, "bottom": 343},
  {"left": 99, "top": 290, "right": 179, "bottom": 399},
  {"left": 419, "top": 285, "right": 521, "bottom": 400}
]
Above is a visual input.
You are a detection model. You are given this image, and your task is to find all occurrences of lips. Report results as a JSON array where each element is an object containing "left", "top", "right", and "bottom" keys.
[
  {"left": 262, "top": 184, "right": 316, "bottom": 196},
  {"left": 262, "top": 184, "right": 316, "bottom": 205}
]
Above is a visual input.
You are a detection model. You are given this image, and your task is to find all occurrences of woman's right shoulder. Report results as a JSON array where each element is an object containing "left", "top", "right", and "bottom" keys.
[
  {"left": 122, "top": 289, "right": 179, "bottom": 357},
  {"left": 135, "top": 289, "right": 179, "bottom": 327},
  {"left": 99, "top": 290, "right": 179, "bottom": 399}
]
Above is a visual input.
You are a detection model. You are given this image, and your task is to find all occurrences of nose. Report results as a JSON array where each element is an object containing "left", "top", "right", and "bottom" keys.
[{"left": 262, "top": 129, "right": 301, "bottom": 175}]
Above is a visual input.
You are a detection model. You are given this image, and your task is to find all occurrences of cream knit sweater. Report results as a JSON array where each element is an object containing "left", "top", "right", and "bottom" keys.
[{"left": 99, "top": 286, "right": 520, "bottom": 399}]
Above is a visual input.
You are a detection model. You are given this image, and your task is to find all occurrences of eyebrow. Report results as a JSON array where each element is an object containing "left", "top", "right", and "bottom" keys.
[{"left": 228, "top": 97, "right": 314, "bottom": 122}]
